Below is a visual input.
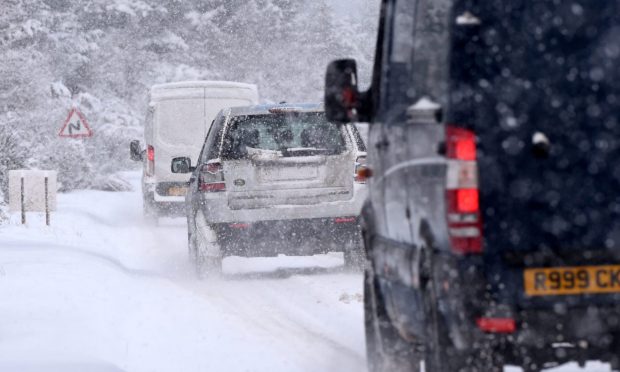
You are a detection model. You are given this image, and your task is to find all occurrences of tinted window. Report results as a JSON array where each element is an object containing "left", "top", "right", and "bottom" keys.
[
  {"left": 221, "top": 112, "right": 347, "bottom": 159},
  {"left": 199, "top": 113, "right": 227, "bottom": 163}
]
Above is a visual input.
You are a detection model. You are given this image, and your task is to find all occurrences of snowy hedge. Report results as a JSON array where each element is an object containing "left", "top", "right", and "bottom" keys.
[{"left": 0, "top": 0, "right": 378, "bottom": 201}]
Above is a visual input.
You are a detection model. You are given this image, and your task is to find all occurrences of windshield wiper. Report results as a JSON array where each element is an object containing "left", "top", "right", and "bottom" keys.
[{"left": 280, "top": 147, "right": 329, "bottom": 157}]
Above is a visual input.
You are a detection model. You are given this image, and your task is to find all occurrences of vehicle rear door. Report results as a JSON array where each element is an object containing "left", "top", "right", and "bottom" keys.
[
  {"left": 451, "top": 0, "right": 620, "bottom": 308},
  {"left": 221, "top": 112, "right": 356, "bottom": 210}
]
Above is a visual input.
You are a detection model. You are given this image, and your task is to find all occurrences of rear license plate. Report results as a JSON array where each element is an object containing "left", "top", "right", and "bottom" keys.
[
  {"left": 167, "top": 186, "right": 187, "bottom": 196},
  {"left": 524, "top": 265, "right": 620, "bottom": 296},
  {"left": 260, "top": 166, "right": 317, "bottom": 182}
]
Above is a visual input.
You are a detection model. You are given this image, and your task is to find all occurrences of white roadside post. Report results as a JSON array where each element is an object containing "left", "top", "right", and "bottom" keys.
[{"left": 8, "top": 170, "right": 58, "bottom": 226}]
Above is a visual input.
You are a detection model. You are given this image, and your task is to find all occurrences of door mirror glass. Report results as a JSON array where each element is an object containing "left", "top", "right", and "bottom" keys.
[
  {"left": 171, "top": 157, "right": 192, "bottom": 173},
  {"left": 129, "top": 140, "right": 143, "bottom": 161},
  {"left": 325, "top": 59, "right": 360, "bottom": 123}
]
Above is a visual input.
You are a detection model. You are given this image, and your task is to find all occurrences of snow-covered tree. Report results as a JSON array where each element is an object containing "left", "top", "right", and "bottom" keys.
[{"left": 0, "top": 0, "right": 380, "bottom": 203}]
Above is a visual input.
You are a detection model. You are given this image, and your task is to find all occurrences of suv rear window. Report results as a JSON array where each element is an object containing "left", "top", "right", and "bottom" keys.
[{"left": 221, "top": 112, "right": 347, "bottom": 159}]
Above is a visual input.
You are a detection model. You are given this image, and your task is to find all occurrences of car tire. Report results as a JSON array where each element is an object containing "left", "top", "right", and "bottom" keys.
[
  {"left": 188, "top": 226, "right": 197, "bottom": 264},
  {"left": 193, "top": 223, "right": 223, "bottom": 279},
  {"left": 364, "top": 269, "right": 421, "bottom": 372},
  {"left": 344, "top": 237, "right": 364, "bottom": 271},
  {"left": 419, "top": 247, "right": 499, "bottom": 372},
  {"left": 520, "top": 361, "right": 542, "bottom": 372},
  {"left": 422, "top": 272, "right": 461, "bottom": 372},
  {"left": 611, "top": 334, "right": 620, "bottom": 372},
  {"left": 143, "top": 193, "right": 159, "bottom": 225},
  {"left": 195, "top": 249, "right": 222, "bottom": 279}
]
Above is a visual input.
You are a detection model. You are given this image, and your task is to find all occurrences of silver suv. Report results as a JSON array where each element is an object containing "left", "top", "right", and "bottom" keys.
[{"left": 171, "top": 103, "right": 368, "bottom": 277}]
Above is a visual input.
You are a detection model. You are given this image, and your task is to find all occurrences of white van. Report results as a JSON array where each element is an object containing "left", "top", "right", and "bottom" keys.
[{"left": 130, "top": 81, "right": 259, "bottom": 220}]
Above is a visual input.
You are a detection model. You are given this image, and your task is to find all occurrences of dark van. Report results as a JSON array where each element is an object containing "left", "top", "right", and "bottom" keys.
[{"left": 325, "top": 0, "right": 620, "bottom": 371}]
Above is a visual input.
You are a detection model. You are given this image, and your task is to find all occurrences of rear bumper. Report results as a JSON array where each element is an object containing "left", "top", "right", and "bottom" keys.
[
  {"left": 150, "top": 199, "right": 186, "bottom": 216},
  {"left": 477, "top": 306, "right": 620, "bottom": 367},
  {"left": 446, "top": 257, "right": 620, "bottom": 364},
  {"left": 143, "top": 175, "right": 189, "bottom": 202},
  {"left": 142, "top": 182, "right": 186, "bottom": 217},
  {"left": 458, "top": 264, "right": 620, "bottom": 365},
  {"left": 200, "top": 185, "right": 367, "bottom": 224},
  {"left": 515, "top": 305, "right": 620, "bottom": 344},
  {"left": 213, "top": 216, "right": 362, "bottom": 257}
]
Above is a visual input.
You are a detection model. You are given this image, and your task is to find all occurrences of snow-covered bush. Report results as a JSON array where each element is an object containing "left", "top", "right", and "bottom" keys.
[
  {"left": 0, "top": 0, "right": 379, "bottom": 199},
  {"left": 0, "top": 125, "right": 28, "bottom": 202}
]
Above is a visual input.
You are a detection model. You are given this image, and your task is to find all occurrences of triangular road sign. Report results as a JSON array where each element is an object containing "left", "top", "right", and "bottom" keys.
[{"left": 59, "top": 108, "right": 92, "bottom": 138}]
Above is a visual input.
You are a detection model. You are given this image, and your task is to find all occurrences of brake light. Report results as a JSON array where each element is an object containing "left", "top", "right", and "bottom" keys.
[
  {"left": 447, "top": 127, "right": 477, "bottom": 160},
  {"left": 354, "top": 156, "right": 369, "bottom": 183},
  {"left": 334, "top": 216, "right": 356, "bottom": 223},
  {"left": 146, "top": 145, "right": 155, "bottom": 176},
  {"left": 454, "top": 189, "right": 479, "bottom": 213},
  {"left": 200, "top": 182, "right": 226, "bottom": 192},
  {"left": 446, "top": 126, "right": 482, "bottom": 254},
  {"left": 476, "top": 317, "right": 516, "bottom": 334},
  {"left": 199, "top": 161, "right": 226, "bottom": 193}
]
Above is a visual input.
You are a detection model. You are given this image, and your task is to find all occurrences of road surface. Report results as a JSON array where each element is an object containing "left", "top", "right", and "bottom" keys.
[{"left": 0, "top": 172, "right": 611, "bottom": 372}]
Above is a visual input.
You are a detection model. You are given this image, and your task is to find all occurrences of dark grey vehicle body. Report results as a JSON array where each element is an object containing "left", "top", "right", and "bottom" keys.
[{"left": 326, "top": 0, "right": 620, "bottom": 371}]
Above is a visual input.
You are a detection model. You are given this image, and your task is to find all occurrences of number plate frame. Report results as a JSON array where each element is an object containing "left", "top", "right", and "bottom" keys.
[
  {"left": 167, "top": 186, "right": 187, "bottom": 196},
  {"left": 524, "top": 265, "right": 620, "bottom": 296}
]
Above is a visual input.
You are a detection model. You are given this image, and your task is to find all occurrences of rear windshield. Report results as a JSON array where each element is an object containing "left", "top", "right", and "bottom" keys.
[{"left": 221, "top": 112, "right": 347, "bottom": 159}]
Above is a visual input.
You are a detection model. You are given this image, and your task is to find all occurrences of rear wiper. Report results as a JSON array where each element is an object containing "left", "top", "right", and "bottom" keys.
[
  {"left": 284, "top": 147, "right": 328, "bottom": 152},
  {"left": 281, "top": 147, "right": 328, "bottom": 157}
]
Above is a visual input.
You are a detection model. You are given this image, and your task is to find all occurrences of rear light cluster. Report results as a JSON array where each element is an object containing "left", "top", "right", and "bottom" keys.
[
  {"left": 146, "top": 145, "right": 155, "bottom": 176},
  {"left": 476, "top": 317, "right": 516, "bottom": 334},
  {"left": 334, "top": 216, "right": 356, "bottom": 223},
  {"left": 354, "top": 156, "right": 370, "bottom": 183},
  {"left": 445, "top": 126, "right": 482, "bottom": 254},
  {"left": 199, "top": 160, "right": 226, "bottom": 193}
]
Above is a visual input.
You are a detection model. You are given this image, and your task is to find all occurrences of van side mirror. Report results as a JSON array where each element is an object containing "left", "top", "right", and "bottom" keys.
[
  {"left": 130, "top": 140, "right": 143, "bottom": 161},
  {"left": 325, "top": 59, "right": 359, "bottom": 123},
  {"left": 171, "top": 157, "right": 193, "bottom": 173}
]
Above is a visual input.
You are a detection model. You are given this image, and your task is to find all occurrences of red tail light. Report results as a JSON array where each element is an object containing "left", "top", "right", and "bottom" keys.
[
  {"left": 446, "top": 126, "right": 482, "bottom": 254},
  {"left": 452, "top": 188, "right": 479, "bottom": 213},
  {"left": 200, "top": 182, "right": 226, "bottom": 192},
  {"left": 476, "top": 317, "right": 516, "bottom": 334},
  {"left": 146, "top": 145, "right": 155, "bottom": 176},
  {"left": 354, "top": 156, "right": 369, "bottom": 183},
  {"left": 447, "top": 127, "right": 477, "bottom": 160},
  {"left": 334, "top": 216, "right": 356, "bottom": 223},
  {"left": 199, "top": 161, "right": 226, "bottom": 193}
]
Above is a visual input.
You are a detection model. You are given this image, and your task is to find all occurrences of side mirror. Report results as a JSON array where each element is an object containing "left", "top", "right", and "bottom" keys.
[
  {"left": 325, "top": 59, "right": 361, "bottom": 123},
  {"left": 130, "top": 140, "right": 143, "bottom": 161},
  {"left": 171, "top": 157, "right": 193, "bottom": 173}
]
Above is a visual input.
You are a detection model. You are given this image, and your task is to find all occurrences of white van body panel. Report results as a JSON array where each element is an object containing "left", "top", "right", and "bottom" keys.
[{"left": 143, "top": 81, "right": 259, "bottom": 208}]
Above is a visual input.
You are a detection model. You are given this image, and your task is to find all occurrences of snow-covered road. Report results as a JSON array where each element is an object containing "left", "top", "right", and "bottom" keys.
[{"left": 0, "top": 172, "right": 612, "bottom": 371}]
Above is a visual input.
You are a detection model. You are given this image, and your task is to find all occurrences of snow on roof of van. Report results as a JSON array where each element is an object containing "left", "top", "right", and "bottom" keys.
[
  {"left": 151, "top": 80, "right": 257, "bottom": 92},
  {"left": 149, "top": 80, "right": 259, "bottom": 102}
]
